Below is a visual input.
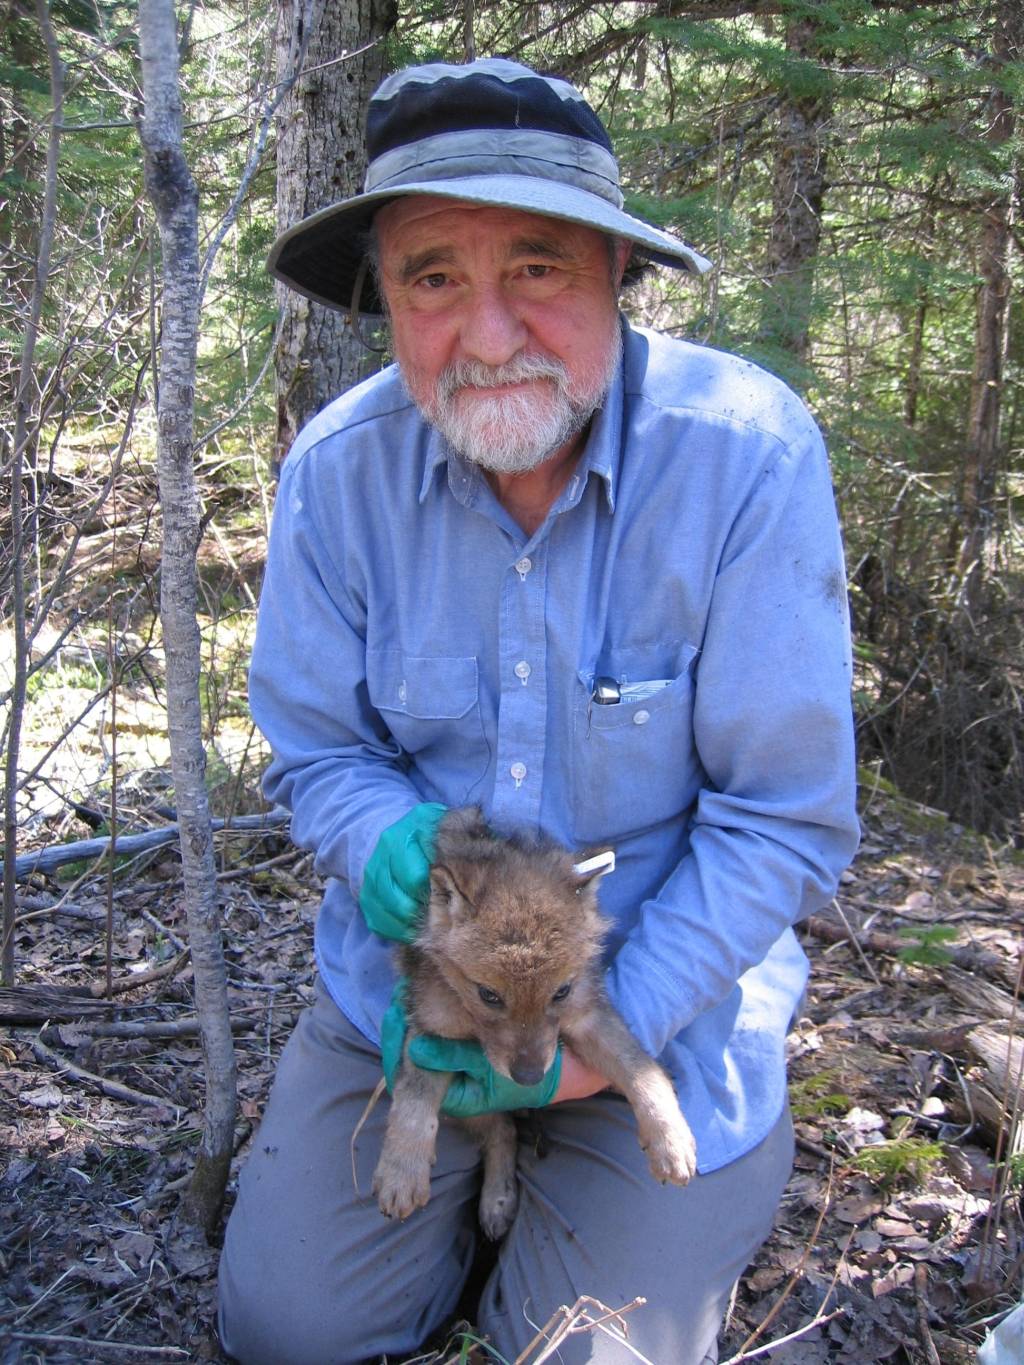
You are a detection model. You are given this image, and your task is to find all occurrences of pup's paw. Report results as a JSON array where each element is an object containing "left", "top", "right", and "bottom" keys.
[
  {"left": 372, "top": 1155, "right": 432, "bottom": 1221},
  {"left": 640, "top": 1117, "right": 697, "bottom": 1187},
  {"left": 478, "top": 1174, "right": 519, "bottom": 1241}
]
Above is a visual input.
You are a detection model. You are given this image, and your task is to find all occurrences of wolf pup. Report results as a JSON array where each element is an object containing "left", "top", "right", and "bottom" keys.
[{"left": 371, "top": 807, "right": 697, "bottom": 1238}]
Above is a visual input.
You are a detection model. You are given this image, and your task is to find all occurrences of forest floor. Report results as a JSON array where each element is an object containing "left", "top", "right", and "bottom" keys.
[{"left": 1, "top": 779, "right": 1022, "bottom": 1365}]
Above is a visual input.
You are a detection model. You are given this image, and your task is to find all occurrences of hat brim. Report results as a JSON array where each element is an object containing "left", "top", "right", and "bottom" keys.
[{"left": 268, "top": 175, "right": 713, "bottom": 316}]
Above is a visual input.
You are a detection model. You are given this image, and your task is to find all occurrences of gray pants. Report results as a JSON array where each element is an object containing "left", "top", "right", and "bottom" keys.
[{"left": 218, "top": 982, "right": 793, "bottom": 1365}]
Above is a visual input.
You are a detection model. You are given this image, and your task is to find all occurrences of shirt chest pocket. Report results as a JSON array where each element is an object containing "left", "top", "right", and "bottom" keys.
[
  {"left": 366, "top": 649, "right": 485, "bottom": 773},
  {"left": 569, "top": 645, "right": 702, "bottom": 843}
]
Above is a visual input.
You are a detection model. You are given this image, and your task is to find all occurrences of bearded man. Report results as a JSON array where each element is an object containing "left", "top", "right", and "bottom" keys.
[{"left": 218, "top": 58, "right": 859, "bottom": 1365}]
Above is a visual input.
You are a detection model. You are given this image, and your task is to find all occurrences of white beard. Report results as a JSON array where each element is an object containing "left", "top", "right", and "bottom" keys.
[{"left": 411, "top": 328, "right": 623, "bottom": 474}]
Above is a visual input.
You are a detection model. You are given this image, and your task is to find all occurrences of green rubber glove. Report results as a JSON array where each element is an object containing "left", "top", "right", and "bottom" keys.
[
  {"left": 380, "top": 979, "right": 562, "bottom": 1119},
  {"left": 360, "top": 803, "right": 447, "bottom": 943}
]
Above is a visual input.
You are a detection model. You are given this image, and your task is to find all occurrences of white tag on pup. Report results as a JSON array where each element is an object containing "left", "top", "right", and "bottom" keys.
[{"left": 572, "top": 851, "right": 616, "bottom": 878}]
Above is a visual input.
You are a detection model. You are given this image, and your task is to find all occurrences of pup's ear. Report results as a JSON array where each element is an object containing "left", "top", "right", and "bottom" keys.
[
  {"left": 572, "top": 849, "right": 615, "bottom": 900},
  {"left": 428, "top": 863, "right": 475, "bottom": 924}
]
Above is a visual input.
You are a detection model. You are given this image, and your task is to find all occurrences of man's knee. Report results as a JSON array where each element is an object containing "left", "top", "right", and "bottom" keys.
[
  {"left": 218, "top": 1223, "right": 472, "bottom": 1365},
  {"left": 217, "top": 1214, "right": 370, "bottom": 1365}
]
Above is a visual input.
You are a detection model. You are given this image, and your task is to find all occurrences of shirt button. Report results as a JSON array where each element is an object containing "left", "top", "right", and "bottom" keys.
[
  {"left": 515, "top": 557, "right": 532, "bottom": 578},
  {"left": 398, "top": 682, "right": 407, "bottom": 704},
  {"left": 514, "top": 660, "right": 532, "bottom": 683},
  {"left": 633, "top": 709, "right": 650, "bottom": 726},
  {"left": 510, "top": 761, "right": 527, "bottom": 786}
]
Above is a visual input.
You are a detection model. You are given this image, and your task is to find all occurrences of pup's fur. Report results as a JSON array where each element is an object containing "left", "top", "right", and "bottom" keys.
[{"left": 372, "top": 807, "right": 697, "bottom": 1237}]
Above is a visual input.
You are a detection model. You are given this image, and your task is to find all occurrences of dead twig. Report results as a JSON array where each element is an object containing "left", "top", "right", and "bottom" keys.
[
  {"left": 214, "top": 849, "right": 303, "bottom": 882},
  {"left": 515, "top": 1296, "right": 648, "bottom": 1365},
  {"left": 730, "top": 1158, "right": 835, "bottom": 1358},
  {"left": 1, "top": 1332, "right": 188, "bottom": 1357},
  {"left": 831, "top": 898, "right": 882, "bottom": 986},
  {"left": 796, "top": 1132, "right": 835, "bottom": 1161},
  {"left": 29, "top": 1033, "right": 180, "bottom": 1113},
  {"left": 914, "top": 1263, "right": 942, "bottom": 1365},
  {"left": 719, "top": 1307, "right": 847, "bottom": 1363},
  {"left": 89, "top": 946, "right": 191, "bottom": 998},
  {"left": 140, "top": 907, "right": 187, "bottom": 951},
  {"left": 351, "top": 1075, "right": 387, "bottom": 1196}
]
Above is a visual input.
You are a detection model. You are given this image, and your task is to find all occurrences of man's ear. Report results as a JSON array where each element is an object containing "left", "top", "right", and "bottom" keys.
[
  {"left": 612, "top": 237, "right": 632, "bottom": 290},
  {"left": 428, "top": 863, "right": 474, "bottom": 925}
]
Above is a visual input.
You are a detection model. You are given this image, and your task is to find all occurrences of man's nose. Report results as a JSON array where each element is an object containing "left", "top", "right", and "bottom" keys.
[{"left": 457, "top": 284, "right": 528, "bottom": 367}]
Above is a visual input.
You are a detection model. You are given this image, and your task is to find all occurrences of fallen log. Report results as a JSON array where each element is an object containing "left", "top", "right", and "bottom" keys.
[
  {"left": 802, "top": 913, "right": 1017, "bottom": 989},
  {"left": 39, "top": 1015, "right": 256, "bottom": 1041},
  {"left": 2, "top": 950, "right": 192, "bottom": 1021},
  {"left": 0, "top": 984, "right": 117, "bottom": 1024},
  {"left": 944, "top": 966, "right": 1022, "bottom": 1023},
  {"left": 2, "top": 810, "right": 289, "bottom": 882},
  {"left": 942, "top": 1023, "right": 1024, "bottom": 1151}
]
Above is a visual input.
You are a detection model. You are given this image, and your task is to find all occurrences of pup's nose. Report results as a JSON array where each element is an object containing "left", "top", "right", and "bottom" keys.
[{"left": 510, "top": 1061, "right": 546, "bottom": 1087}]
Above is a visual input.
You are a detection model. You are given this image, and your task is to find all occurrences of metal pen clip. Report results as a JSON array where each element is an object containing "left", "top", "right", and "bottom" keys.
[{"left": 591, "top": 676, "right": 621, "bottom": 705}]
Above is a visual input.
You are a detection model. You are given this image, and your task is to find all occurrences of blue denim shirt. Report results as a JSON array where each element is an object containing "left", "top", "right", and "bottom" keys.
[{"left": 250, "top": 319, "right": 859, "bottom": 1173}]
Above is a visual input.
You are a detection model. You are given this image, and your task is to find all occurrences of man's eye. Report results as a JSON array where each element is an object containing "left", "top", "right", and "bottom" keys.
[
  {"left": 477, "top": 984, "right": 505, "bottom": 1008},
  {"left": 523, "top": 263, "right": 551, "bottom": 279},
  {"left": 551, "top": 982, "right": 572, "bottom": 1003},
  {"left": 419, "top": 273, "right": 448, "bottom": 289}
]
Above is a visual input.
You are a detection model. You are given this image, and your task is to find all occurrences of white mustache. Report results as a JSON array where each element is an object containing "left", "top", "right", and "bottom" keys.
[{"left": 437, "top": 354, "right": 569, "bottom": 400}]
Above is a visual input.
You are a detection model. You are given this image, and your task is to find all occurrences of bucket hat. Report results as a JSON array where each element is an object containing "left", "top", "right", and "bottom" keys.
[{"left": 268, "top": 57, "right": 712, "bottom": 316}]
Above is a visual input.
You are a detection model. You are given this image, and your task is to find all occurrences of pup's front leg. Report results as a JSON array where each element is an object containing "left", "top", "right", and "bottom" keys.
[
  {"left": 564, "top": 1003, "right": 697, "bottom": 1186},
  {"left": 373, "top": 1055, "right": 451, "bottom": 1221},
  {"left": 462, "top": 1112, "right": 518, "bottom": 1240}
]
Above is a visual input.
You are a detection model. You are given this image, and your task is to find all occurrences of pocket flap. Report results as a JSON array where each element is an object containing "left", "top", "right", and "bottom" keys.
[{"left": 367, "top": 650, "right": 479, "bottom": 720}]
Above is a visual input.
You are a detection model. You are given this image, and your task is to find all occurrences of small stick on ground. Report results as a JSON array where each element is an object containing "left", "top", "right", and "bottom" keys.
[
  {"left": 730, "top": 1158, "right": 835, "bottom": 1358},
  {"left": 831, "top": 898, "right": 882, "bottom": 986},
  {"left": 915, "top": 1263, "right": 942, "bottom": 1365},
  {"left": 30, "top": 1034, "right": 180, "bottom": 1112},
  {"left": 140, "top": 907, "right": 187, "bottom": 951},
  {"left": 2, "top": 1333, "right": 188, "bottom": 1358},
  {"left": 89, "top": 946, "right": 191, "bottom": 998},
  {"left": 719, "top": 1307, "right": 847, "bottom": 1363}
]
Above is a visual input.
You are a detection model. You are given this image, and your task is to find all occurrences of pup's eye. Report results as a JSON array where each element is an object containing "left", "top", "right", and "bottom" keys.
[
  {"left": 551, "top": 982, "right": 572, "bottom": 1003},
  {"left": 477, "top": 985, "right": 505, "bottom": 1008}
]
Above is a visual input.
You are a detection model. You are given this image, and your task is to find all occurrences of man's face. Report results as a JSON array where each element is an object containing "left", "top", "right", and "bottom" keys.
[{"left": 374, "top": 198, "right": 629, "bottom": 474}]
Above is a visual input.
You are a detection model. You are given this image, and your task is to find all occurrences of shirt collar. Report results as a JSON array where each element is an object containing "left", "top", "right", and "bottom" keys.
[
  {"left": 578, "top": 315, "right": 627, "bottom": 514},
  {"left": 416, "top": 315, "right": 628, "bottom": 511}
]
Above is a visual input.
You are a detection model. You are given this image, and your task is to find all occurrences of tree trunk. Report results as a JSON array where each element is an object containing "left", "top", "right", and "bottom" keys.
[
  {"left": 955, "top": 0, "right": 1020, "bottom": 608},
  {"left": 759, "top": 16, "right": 831, "bottom": 368},
  {"left": 274, "top": 0, "right": 396, "bottom": 464},
  {"left": 2, "top": 0, "right": 63, "bottom": 987},
  {"left": 137, "top": 0, "right": 236, "bottom": 1237}
]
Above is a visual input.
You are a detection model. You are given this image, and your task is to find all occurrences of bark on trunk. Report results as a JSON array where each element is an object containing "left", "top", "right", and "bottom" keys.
[
  {"left": 955, "top": 0, "right": 1020, "bottom": 608},
  {"left": 759, "top": 16, "right": 831, "bottom": 366},
  {"left": 274, "top": 0, "right": 396, "bottom": 464},
  {"left": 137, "top": 0, "right": 237, "bottom": 1236}
]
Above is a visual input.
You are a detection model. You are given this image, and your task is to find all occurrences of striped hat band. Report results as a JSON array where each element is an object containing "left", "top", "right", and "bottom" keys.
[{"left": 269, "top": 58, "right": 711, "bottom": 316}]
